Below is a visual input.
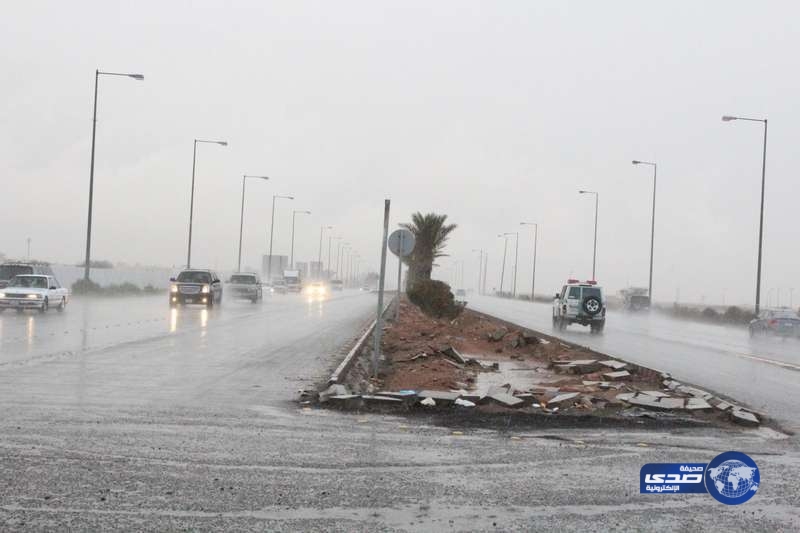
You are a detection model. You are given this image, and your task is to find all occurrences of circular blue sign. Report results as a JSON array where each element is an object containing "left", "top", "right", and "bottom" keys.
[{"left": 705, "top": 451, "right": 760, "bottom": 505}]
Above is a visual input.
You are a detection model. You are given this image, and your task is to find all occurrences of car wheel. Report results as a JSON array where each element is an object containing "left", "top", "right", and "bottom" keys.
[
  {"left": 57, "top": 298, "right": 66, "bottom": 312},
  {"left": 582, "top": 296, "right": 602, "bottom": 316},
  {"left": 40, "top": 298, "right": 48, "bottom": 314}
]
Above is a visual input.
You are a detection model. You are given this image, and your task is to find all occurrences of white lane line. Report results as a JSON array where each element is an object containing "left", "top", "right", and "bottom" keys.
[{"left": 731, "top": 352, "right": 800, "bottom": 371}]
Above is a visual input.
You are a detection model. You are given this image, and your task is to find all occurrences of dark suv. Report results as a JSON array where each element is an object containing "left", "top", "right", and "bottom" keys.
[{"left": 169, "top": 269, "right": 223, "bottom": 308}]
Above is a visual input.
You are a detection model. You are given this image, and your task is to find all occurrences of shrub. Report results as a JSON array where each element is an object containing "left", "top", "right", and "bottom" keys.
[
  {"left": 701, "top": 307, "right": 719, "bottom": 320},
  {"left": 71, "top": 279, "right": 102, "bottom": 294},
  {"left": 407, "top": 279, "right": 463, "bottom": 319}
]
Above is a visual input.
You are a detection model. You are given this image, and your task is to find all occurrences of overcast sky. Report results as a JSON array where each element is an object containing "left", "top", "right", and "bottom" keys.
[{"left": 2, "top": 1, "right": 798, "bottom": 306}]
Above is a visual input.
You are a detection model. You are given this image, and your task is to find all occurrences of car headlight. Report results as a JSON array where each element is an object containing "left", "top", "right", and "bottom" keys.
[
  {"left": 201, "top": 284, "right": 210, "bottom": 294},
  {"left": 28, "top": 294, "right": 42, "bottom": 299},
  {"left": 0, "top": 292, "right": 5, "bottom": 298},
  {"left": 171, "top": 284, "right": 179, "bottom": 293}
]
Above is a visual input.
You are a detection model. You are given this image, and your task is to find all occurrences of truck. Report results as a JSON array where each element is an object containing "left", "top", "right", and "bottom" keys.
[
  {"left": 283, "top": 269, "right": 302, "bottom": 293},
  {"left": 620, "top": 287, "right": 651, "bottom": 312}
]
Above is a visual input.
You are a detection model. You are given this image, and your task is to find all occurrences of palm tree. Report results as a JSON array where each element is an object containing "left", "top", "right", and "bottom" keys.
[{"left": 400, "top": 212, "right": 457, "bottom": 284}]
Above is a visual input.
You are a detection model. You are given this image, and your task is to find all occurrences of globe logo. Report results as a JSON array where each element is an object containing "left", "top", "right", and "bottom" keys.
[{"left": 705, "top": 451, "right": 760, "bottom": 505}]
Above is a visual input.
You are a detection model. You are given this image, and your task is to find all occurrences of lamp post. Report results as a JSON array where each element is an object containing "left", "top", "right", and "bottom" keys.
[
  {"left": 84, "top": 69, "right": 144, "bottom": 281},
  {"left": 501, "top": 232, "right": 519, "bottom": 297},
  {"left": 632, "top": 160, "right": 657, "bottom": 304},
  {"left": 318, "top": 226, "right": 332, "bottom": 278},
  {"left": 722, "top": 115, "right": 769, "bottom": 316},
  {"left": 327, "top": 236, "right": 340, "bottom": 280},
  {"left": 237, "top": 175, "right": 269, "bottom": 272},
  {"left": 579, "top": 190, "right": 599, "bottom": 280},
  {"left": 337, "top": 242, "right": 349, "bottom": 279},
  {"left": 187, "top": 139, "right": 228, "bottom": 269},
  {"left": 266, "top": 194, "right": 294, "bottom": 280},
  {"left": 498, "top": 234, "right": 509, "bottom": 295},
  {"left": 520, "top": 222, "right": 538, "bottom": 301},
  {"left": 290, "top": 210, "right": 311, "bottom": 268},
  {"left": 472, "top": 249, "right": 484, "bottom": 295}
]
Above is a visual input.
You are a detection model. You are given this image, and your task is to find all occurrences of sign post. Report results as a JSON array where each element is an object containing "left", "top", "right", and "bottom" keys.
[
  {"left": 387, "top": 228, "right": 416, "bottom": 321},
  {"left": 372, "top": 200, "right": 391, "bottom": 378}
]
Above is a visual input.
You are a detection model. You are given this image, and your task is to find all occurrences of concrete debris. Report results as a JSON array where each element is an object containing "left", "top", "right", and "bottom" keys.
[
  {"left": 420, "top": 397, "right": 436, "bottom": 407},
  {"left": 487, "top": 384, "right": 512, "bottom": 396},
  {"left": 677, "top": 386, "right": 713, "bottom": 400},
  {"left": 640, "top": 390, "right": 669, "bottom": 398},
  {"left": 582, "top": 380, "right": 600, "bottom": 386},
  {"left": 615, "top": 393, "right": 636, "bottom": 402},
  {"left": 454, "top": 398, "right": 476, "bottom": 407},
  {"left": 538, "top": 339, "right": 551, "bottom": 345},
  {"left": 376, "top": 390, "right": 417, "bottom": 399},
  {"left": 328, "top": 394, "right": 360, "bottom": 401},
  {"left": 487, "top": 392, "right": 524, "bottom": 408},
  {"left": 440, "top": 345, "right": 467, "bottom": 364},
  {"left": 627, "top": 394, "right": 684, "bottom": 410},
  {"left": 361, "top": 395, "right": 404, "bottom": 403},
  {"left": 599, "top": 360, "right": 627, "bottom": 370},
  {"left": 417, "top": 390, "right": 460, "bottom": 402},
  {"left": 547, "top": 392, "right": 580, "bottom": 405},
  {"left": 712, "top": 399, "right": 733, "bottom": 411},
  {"left": 664, "top": 380, "right": 681, "bottom": 391},
  {"left": 603, "top": 370, "right": 631, "bottom": 380},
  {"left": 320, "top": 384, "right": 350, "bottom": 402},
  {"left": 731, "top": 409, "right": 760, "bottom": 426},
  {"left": 685, "top": 397, "right": 713, "bottom": 410},
  {"left": 488, "top": 327, "right": 509, "bottom": 342}
]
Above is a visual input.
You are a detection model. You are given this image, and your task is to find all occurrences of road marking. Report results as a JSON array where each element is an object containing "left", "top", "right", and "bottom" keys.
[{"left": 732, "top": 352, "right": 800, "bottom": 372}]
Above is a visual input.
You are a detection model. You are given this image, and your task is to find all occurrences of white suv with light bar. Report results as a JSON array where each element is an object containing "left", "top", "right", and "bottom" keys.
[{"left": 552, "top": 279, "right": 606, "bottom": 334}]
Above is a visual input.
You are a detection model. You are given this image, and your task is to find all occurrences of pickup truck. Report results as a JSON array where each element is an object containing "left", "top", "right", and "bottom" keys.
[
  {"left": 227, "top": 272, "right": 263, "bottom": 303},
  {"left": 0, "top": 274, "right": 69, "bottom": 313}
]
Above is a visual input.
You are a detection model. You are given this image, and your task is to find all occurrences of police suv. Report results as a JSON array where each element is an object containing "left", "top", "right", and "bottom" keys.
[{"left": 552, "top": 279, "right": 606, "bottom": 334}]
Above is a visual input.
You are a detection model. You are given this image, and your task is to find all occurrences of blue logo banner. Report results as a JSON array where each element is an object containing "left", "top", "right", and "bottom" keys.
[{"left": 640, "top": 463, "right": 708, "bottom": 494}]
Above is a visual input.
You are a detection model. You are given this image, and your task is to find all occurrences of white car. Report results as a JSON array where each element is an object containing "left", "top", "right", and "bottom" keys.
[{"left": 0, "top": 275, "right": 69, "bottom": 313}]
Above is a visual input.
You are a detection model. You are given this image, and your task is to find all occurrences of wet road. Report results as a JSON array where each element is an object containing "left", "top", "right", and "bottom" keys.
[
  {"left": 1, "top": 291, "right": 798, "bottom": 530},
  {"left": 469, "top": 295, "right": 800, "bottom": 432}
]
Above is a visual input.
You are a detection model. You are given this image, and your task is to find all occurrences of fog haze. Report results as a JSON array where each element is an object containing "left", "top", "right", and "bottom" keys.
[{"left": 2, "top": 1, "right": 798, "bottom": 305}]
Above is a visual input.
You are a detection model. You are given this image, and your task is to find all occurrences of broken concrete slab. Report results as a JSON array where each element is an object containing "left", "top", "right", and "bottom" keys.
[
  {"left": 440, "top": 345, "right": 467, "bottom": 364},
  {"left": 486, "top": 384, "right": 512, "bottom": 396},
  {"left": 664, "top": 380, "right": 681, "bottom": 391},
  {"left": 454, "top": 398, "right": 476, "bottom": 407},
  {"left": 487, "top": 392, "right": 524, "bottom": 408},
  {"left": 603, "top": 370, "right": 631, "bottom": 380},
  {"left": 626, "top": 394, "right": 684, "bottom": 411},
  {"left": 361, "top": 395, "right": 404, "bottom": 403},
  {"left": 731, "top": 409, "right": 760, "bottom": 426},
  {"left": 685, "top": 397, "right": 713, "bottom": 410},
  {"left": 319, "top": 384, "right": 350, "bottom": 402},
  {"left": 376, "top": 390, "right": 418, "bottom": 399},
  {"left": 640, "top": 390, "right": 669, "bottom": 398},
  {"left": 547, "top": 392, "right": 580, "bottom": 405},
  {"left": 417, "top": 390, "right": 460, "bottom": 402},
  {"left": 676, "top": 385, "right": 713, "bottom": 400},
  {"left": 420, "top": 397, "right": 436, "bottom": 407},
  {"left": 712, "top": 399, "right": 733, "bottom": 411},
  {"left": 327, "top": 394, "right": 361, "bottom": 402},
  {"left": 599, "top": 360, "right": 627, "bottom": 370}
]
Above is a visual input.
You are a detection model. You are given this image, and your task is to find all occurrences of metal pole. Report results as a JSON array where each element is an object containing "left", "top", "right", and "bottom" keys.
[
  {"left": 267, "top": 195, "right": 277, "bottom": 280},
  {"left": 290, "top": 211, "right": 297, "bottom": 269},
  {"left": 237, "top": 176, "right": 246, "bottom": 272},
  {"left": 187, "top": 140, "right": 198, "bottom": 269},
  {"left": 755, "top": 120, "right": 768, "bottom": 316},
  {"left": 373, "top": 200, "right": 391, "bottom": 377},
  {"left": 27, "top": 238, "right": 31, "bottom": 260},
  {"left": 648, "top": 165, "right": 657, "bottom": 304},
  {"left": 327, "top": 235, "right": 333, "bottom": 279},
  {"left": 499, "top": 236, "right": 508, "bottom": 295},
  {"left": 395, "top": 233, "right": 404, "bottom": 320},
  {"left": 317, "top": 226, "right": 324, "bottom": 277},
  {"left": 532, "top": 224, "right": 538, "bottom": 300},
  {"left": 84, "top": 70, "right": 100, "bottom": 280},
  {"left": 592, "top": 194, "right": 599, "bottom": 280},
  {"left": 513, "top": 232, "right": 519, "bottom": 297},
  {"left": 482, "top": 253, "right": 488, "bottom": 295}
]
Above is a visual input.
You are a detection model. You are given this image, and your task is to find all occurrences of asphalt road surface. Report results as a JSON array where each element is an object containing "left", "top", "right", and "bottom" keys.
[
  {"left": 1, "top": 291, "right": 798, "bottom": 531},
  {"left": 468, "top": 295, "right": 800, "bottom": 432}
]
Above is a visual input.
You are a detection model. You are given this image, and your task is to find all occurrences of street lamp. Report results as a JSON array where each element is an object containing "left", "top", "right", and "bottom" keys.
[
  {"left": 318, "top": 225, "right": 332, "bottom": 278},
  {"left": 187, "top": 139, "right": 228, "bottom": 269},
  {"left": 579, "top": 190, "right": 599, "bottom": 281},
  {"left": 501, "top": 232, "right": 519, "bottom": 297},
  {"left": 722, "top": 114, "right": 769, "bottom": 316},
  {"left": 472, "top": 249, "right": 484, "bottom": 295},
  {"left": 267, "top": 194, "right": 294, "bottom": 280},
  {"left": 290, "top": 210, "right": 311, "bottom": 268},
  {"left": 327, "top": 236, "right": 340, "bottom": 280},
  {"left": 520, "top": 222, "right": 538, "bottom": 301},
  {"left": 83, "top": 69, "right": 144, "bottom": 281},
  {"left": 632, "top": 160, "right": 657, "bottom": 304},
  {"left": 237, "top": 175, "right": 269, "bottom": 272},
  {"left": 337, "top": 242, "right": 349, "bottom": 279},
  {"left": 498, "top": 234, "right": 509, "bottom": 295}
]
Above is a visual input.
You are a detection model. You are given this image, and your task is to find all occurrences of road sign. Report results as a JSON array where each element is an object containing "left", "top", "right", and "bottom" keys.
[{"left": 388, "top": 229, "right": 415, "bottom": 257}]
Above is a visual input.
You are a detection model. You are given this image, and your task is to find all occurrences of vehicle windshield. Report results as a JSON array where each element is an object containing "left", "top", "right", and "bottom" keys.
[
  {"left": 582, "top": 287, "right": 602, "bottom": 300},
  {"left": 9, "top": 275, "right": 47, "bottom": 288},
  {"left": 177, "top": 271, "right": 211, "bottom": 283},
  {"left": 0, "top": 265, "right": 33, "bottom": 280},
  {"left": 230, "top": 275, "right": 256, "bottom": 284}
]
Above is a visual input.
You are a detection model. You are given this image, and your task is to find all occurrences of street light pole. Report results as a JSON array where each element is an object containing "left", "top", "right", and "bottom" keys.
[
  {"left": 187, "top": 138, "right": 228, "bottom": 269},
  {"left": 520, "top": 222, "right": 538, "bottom": 301},
  {"left": 498, "top": 234, "right": 509, "bottom": 295},
  {"left": 501, "top": 232, "right": 518, "bottom": 297},
  {"left": 84, "top": 69, "right": 144, "bottom": 281},
  {"left": 632, "top": 160, "right": 657, "bottom": 303},
  {"left": 472, "top": 249, "right": 483, "bottom": 295},
  {"left": 327, "top": 235, "right": 339, "bottom": 280},
  {"left": 290, "top": 210, "right": 311, "bottom": 268},
  {"left": 318, "top": 225, "right": 331, "bottom": 278},
  {"left": 722, "top": 115, "right": 768, "bottom": 316},
  {"left": 237, "top": 175, "right": 269, "bottom": 272},
  {"left": 579, "top": 190, "right": 599, "bottom": 281},
  {"left": 267, "top": 194, "right": 294, "bottom": 280}
]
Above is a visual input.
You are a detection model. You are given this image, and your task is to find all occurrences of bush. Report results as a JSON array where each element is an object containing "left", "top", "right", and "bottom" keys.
[
  {"left": 71, "top": 278, "right": 102, "bottom": 294},
  {"left": 407, "top": 279, "right": 464, "bottom": 319}
]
